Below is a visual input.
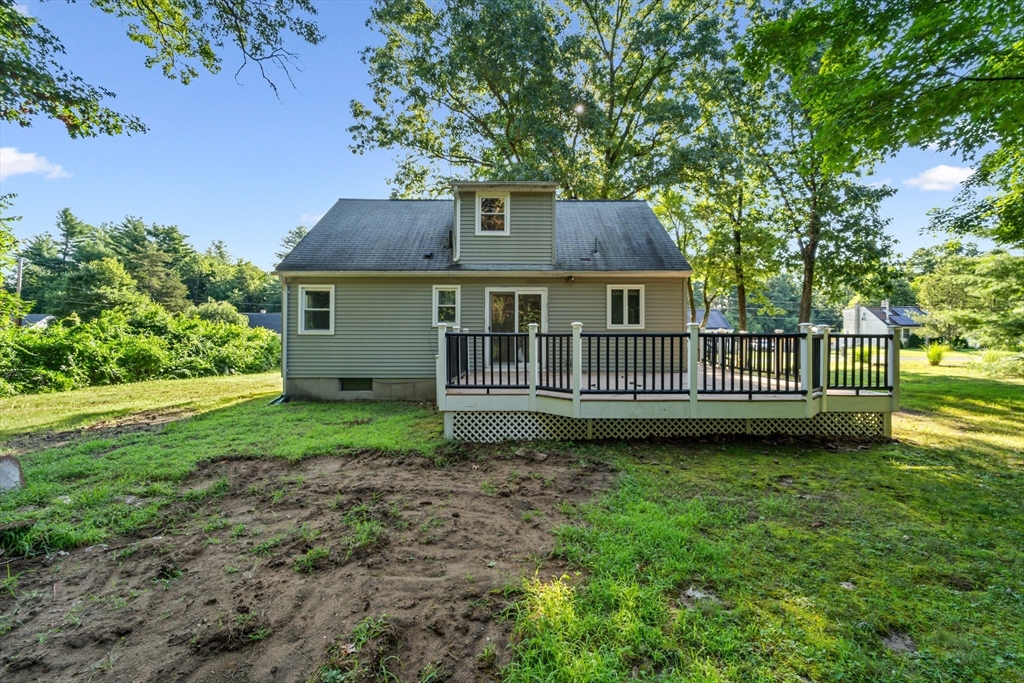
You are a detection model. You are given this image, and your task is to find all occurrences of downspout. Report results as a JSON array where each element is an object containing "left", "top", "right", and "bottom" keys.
[
  {"left": 280, "top": 275, "right": 288, "bottom": 394},
  {"left": 453, "top": 188, "right": 461, "bottom": 263}
]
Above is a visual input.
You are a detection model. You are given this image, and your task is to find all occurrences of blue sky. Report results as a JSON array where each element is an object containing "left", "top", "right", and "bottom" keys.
[{"left": 1, "top": 1, "right": 985, "bottom": 270}]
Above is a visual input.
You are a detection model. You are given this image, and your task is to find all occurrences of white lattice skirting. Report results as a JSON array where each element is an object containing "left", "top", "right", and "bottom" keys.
[{"left": 450, "top": 411, "right": 885, "bottom": 442}]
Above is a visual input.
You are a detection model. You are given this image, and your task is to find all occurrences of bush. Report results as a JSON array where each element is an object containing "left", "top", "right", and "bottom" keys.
[
  {"left": 0, "top": 303, "right": 280, "bottom": 395},
  {"left": 194, "top": 299, "right": 247, "bottom": 326},
  {"left": 969, "top": 350, "right": 1024, "bottom": 379},
  {"left": 926, "top": 342, "right": 947, "bottom": 366}
]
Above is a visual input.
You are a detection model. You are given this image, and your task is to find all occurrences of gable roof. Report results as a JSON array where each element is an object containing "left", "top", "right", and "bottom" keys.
[
  {"left": 860, "top": 305, "right": 927, "bottom": 327},
  {"left": 698, "top": 309, "right": 733, "bottom": 330},
  {"left": 243, "top": 312, "right": 282, "bottom": 334},
  {"left": 275, "top": 199, "right": 691, "bottom": 274}
]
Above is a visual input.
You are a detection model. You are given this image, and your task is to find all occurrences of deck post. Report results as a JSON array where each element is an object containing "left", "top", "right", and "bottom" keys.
[
  {"left": 436, "top": 323, "right": 447, "bottom": 411},
  {"left": 888, "top": 325, "right": 901, "bottom": 412},
  {"left": 819, "top": 326, "right": 830, "bottom": 414},
  {"left": 572, "top": 322, "right": 583, "bottom": 418},
  {"left": 799, "top": 323, "right": 812, "bottom": 417},
  {"left": 528, "top": 323, "right": 539, "bottom": 412},
  {"left": 687, "top": 322, "right": 700, "bottom": 405}
]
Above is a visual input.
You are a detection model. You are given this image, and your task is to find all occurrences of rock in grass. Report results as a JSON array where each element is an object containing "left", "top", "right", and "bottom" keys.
[{"left": 0, "top": 455, "right": 26, "bottom": 493}]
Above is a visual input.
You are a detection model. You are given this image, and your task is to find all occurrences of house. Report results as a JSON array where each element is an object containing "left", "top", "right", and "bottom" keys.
[
  {"left": 276, "top": 181, "right": 904, "bottom": 442},
  {"left": 243, "top": 311, "right": 282, "bottom": 335},
  {"left": 843, "top": 301, "right": 925, "bottom": 343},
  {"left": 13, "top": 314, "right": 56, "bottom": 329},
  {"left": 698, "top": 309, "right": 733, "bottom": 331}
]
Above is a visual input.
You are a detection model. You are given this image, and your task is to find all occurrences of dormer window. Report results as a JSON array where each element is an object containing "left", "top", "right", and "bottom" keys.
[{"left": 476, "top": 193, "right": 509, "bottom": 235}]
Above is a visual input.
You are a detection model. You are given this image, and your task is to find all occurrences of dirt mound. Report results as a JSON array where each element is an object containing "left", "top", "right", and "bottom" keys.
[
  {"left": 2, "top": 409, "right": 193, "bottom": 456},
  {"left": 0, "top": 449, "right": 613, "bottom": 681}
]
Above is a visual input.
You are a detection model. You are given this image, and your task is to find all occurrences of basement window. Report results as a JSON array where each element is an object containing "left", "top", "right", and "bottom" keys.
[{"left": 339, "top": 378, "right": 373, "bottom": 391}]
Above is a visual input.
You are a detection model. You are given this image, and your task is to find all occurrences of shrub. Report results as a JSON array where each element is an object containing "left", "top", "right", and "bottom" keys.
[
  {"left": 969, "top": 350, "right": 1024, "bottom": 379},
  {"left": 0, "top": 303, "right": 280, "bottom": 395},
  {"left": 194, "top": 300, "right": 247, "bottom": 326},
  {"left": 926, "top": 342, "right": 946, "bottom": 366}
]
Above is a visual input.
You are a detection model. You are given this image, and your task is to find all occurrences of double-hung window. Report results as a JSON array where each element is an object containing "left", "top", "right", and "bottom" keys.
[
  {"left": 299, "top": 285, "right": 334, "bottom": 334},
  {"left": 476, "top": 193, "right": 509, "bottom": 235},
  {"left": 607, "top": 285, "right": 644, "bottom": 329},
  {"left": 433, "top": 285, "right": 460, "bottom": 326}
]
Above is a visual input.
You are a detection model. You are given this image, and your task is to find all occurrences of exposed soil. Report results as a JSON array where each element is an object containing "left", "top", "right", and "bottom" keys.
[
  {"left": 0, "top": 448, "right": 613, "bottom": 682},
  {"left": 2, "top": 409, "right": 194, "bottom": 456}
]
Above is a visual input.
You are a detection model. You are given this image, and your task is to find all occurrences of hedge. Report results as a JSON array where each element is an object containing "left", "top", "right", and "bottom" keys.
[{"left": 0, "top": 305, "right": 280, "bottom": 395}]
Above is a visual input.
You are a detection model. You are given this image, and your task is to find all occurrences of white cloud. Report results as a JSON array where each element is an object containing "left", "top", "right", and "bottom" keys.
[
  {"left": 14, "top": 3, "right": 30, "bottom": 16},
  {"left": 904, "top": 165, "right": 973, "bottom": 192},
  {"left": 0, "top": 147, "right": 71, "bottom": 182},
  {"left": 867, "top": 177, "right": 892, "bottom": 188},
  {"left": 299, "top": 212, "right": 324, "bottom": 225}
]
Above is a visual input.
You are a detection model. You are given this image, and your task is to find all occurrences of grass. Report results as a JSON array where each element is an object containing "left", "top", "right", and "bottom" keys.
[
  {"left": 503, "top": 357, "right": 1024, "bottom": 682},
  {"left": 3, "top": 355, "right": 1022, "bottom": 680},
  {"left": 0, "top": 374, "right": 442, "bottom": 553}
]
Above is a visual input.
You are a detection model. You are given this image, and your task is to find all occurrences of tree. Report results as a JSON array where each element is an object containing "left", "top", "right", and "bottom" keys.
[
  {"left": 744, "top": 0, "right": 1024, "bottom": 247},
  {"left": 109, "top": 218, "right": 190, "bottom": 311},
  {"left": 351, "top": 0, "right": 722, "bottom": 198},
  {"left": 1, "top": 193, "right": 30, "bottom": 325},
  {"left": 52, "top": 257, "right": 149, "bottom": 320},
  {"left": 276, "top": 225, "right": 309, "bottom": 262},
  {"left": 53, "top": 208, "right": 92, "bottom": 273},
  {"left": 1, "top": 0, "right": 323, "bottom": 138},
  {"left": 194, "top": 299, "right": 247, "bottom": 326}
]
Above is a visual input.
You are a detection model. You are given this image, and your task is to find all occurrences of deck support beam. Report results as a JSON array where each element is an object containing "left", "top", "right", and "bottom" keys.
[
  {"left": 571, "top": 322, "right": 583, "bottom": 418},
  {"left": 436, "top": 323, "right": 447, "bottom": 411},
  {"left": 528, "top": 323, "right": 538, "bottom": 412},
  {"left": 888, "top": 326, "right": 901, "bottom": 413},
  {"left": 687, "top": 322, "right": 700, "bottom": 403},
  {"left": 799, "top": 323, "right": 813, "bottom": 418}
]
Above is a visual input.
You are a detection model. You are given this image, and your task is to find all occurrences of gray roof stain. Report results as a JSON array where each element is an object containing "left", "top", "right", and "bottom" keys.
[{"left": 276, "top": 199, "right": 691, "bottom": 273}]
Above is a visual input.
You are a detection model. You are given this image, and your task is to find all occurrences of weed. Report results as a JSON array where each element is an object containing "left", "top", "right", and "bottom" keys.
[
  {"left": 479, "top": 479, "right": 498, "bottom": 495},
  {"left": 224, "top": 565, "right": 239, "bottom": 574},
  {"left": 230, "top": 523, "right": 248, "bottom": 539},
  {"left": 476, "top": 642, "right": 497, "bottom": 669},
  {"left": 294, "top": 546, "right": 331, "bottom": 573},
  {"left": 298, "top": 523, "right": 321, "bottom": 542},
  {"left": 342, "top": 521, "right": 386, "bottom": 557},
  {"left": 114, "top": 545, "right": 138, "bottom": 561},
  {"left": 183, "top": 477, "right": 229, "bottom": 503},
  {"left": 202, "top": 516, "right": 229, "bottom": 532},
  {"left": 248, "top": 627, "right": 271, "bottom": 641},
  {"left": 249, "top": 534, "right": 285, "bottom": 556},
  {"left": 926, "top": 342, "right": 948, "bottom": 366},
  {"left": 350, "top": 614, "right": 393, "bottom": 650},
  {"left": 2, "top": 565, "right": 22, "bottom": 597},
  {"left": 419, "top": 661, "right": 449, "bottom": 682}
]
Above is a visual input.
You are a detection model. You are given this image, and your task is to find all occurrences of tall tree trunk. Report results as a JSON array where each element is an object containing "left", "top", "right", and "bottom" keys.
[
  {"left": 732, "top": 228, "right": 747, "bottom": 331},
  {"left": 798, "top": 216, "right": 821, "bottom": 324},
  {"left": 686, "top": 278, "right": 697, "bottom": 323}
]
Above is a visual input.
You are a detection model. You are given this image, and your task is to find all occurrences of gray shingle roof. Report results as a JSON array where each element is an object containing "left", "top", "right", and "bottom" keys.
[
  {"left": 243, "top": 312, "right": 282, "bottom": 334},
  {"left": 276, "top": 199, "right": 690, "bottom": 273}
]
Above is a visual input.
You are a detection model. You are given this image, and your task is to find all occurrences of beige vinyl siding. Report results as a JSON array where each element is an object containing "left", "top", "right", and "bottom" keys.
[
  {"left": 458, "top": 191, "right": 555, "bottom": 264},
  {"left": 286, "top": 276, "right": 685, "bottom": 379}
]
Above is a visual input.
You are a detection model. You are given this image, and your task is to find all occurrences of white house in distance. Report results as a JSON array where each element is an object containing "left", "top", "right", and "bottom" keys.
[{"left": 843, "top": 301, "right": 926, "bottom": 342}]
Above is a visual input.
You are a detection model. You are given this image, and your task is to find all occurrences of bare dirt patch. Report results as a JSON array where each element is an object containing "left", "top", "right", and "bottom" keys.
[
  {"left": 1, "top": 409, "right": 194, "bottom": 456},
  {"left": 0, "top": 449, "right": 613, "bottom": 681}
]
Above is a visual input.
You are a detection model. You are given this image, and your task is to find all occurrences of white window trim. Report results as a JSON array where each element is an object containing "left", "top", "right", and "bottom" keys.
[
  {"left": 606, "top": 284, "right": 645, "bottom": 330},
  {"left": 474, "top": 192, "right": 511, "bottom": 236},
  {"left": 298, "top": 284, "right": 335, "bottom": 335},
  {"left": 432, "top": 285, "right": 461, "bottom": 327}
]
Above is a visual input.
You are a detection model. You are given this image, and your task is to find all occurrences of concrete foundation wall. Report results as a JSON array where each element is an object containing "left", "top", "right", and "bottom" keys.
[{"left": 286, "top": 378, "right": 434, "bottom": 402}]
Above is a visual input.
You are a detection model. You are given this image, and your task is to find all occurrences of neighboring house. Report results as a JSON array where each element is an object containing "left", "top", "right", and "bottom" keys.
[
  {"left": 18, "top": 314, "right": 56, "bottom": 329},
  {"left": 276, "top": 181, "right": 904, "bottom": 442},
  {"left": 698, "top": 309, "right": 733, "bottom": 331},
  {"left": 843, "top": 301, "right": 926, "bottom": 342},
  {"left": 243, "top": 312, "right": 282, "bottom": 335}
]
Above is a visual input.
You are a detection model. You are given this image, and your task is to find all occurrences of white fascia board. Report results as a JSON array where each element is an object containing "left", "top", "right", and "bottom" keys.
[{"left": 275, "top": 269, "right": 693, "bottom": 278}]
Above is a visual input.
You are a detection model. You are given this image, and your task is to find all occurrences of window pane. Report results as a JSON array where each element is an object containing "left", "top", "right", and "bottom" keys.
[
  {"left": 518, "top": 294, "right": 542, "bottom": 332},
  {"left": 437, "top": 289, "right": 456, "bottom": 306},
  {"left": 305, "top": 290, "right": 330, "bottom": 310},
  {"left": 480, "top": 197, "right": 505, "bottom": 214},
  {"left": 611, "top": 289, "right": 624, "bottom": 325},
  {"left": 305, "top": 310, "right": 330, "bottom": 330},
  {"left": 437, "top": 306, "right": 456, "bottom": 323},
  {"left": 480, "top": 214, "right": 505, "bottom": 232},
  {"left": 627, "top": 289, "right": 641, "bottom": 325}
]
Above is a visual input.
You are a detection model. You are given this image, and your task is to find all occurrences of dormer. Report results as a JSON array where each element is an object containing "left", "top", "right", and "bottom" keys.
[{"left": 451, "top": 181, "right": 558, "bottom": 265}]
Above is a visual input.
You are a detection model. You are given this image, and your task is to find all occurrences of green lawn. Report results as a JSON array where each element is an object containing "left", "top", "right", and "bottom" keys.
[
  {"left": 0, "top": 375, "right": 443, "bottom": 553},
  {"left": 1, "top": 357, "right": 1021, "bottom": 681}
]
